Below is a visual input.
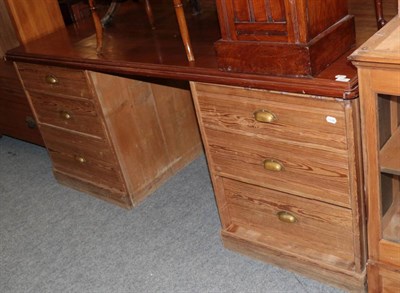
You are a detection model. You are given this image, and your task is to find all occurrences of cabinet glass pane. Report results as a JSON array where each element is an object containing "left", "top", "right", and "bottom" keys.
[{"left": 378, "top": 94, "right": 399, "bottom": 243}]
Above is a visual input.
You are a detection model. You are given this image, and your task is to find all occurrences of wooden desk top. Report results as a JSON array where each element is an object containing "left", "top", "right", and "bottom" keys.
[{"left": 6, "top": 1, "right": 358, "bottom": 99}]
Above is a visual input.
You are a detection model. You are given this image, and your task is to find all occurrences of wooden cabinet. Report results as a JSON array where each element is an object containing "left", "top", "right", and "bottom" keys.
[
  {"left": 349, "top": 16, "right": 400, "bottom": 292},
  {"left": 190, "top": 82, "right": 367, "bottom": 291},
  {"left": 0, "top": 0, "right": 66, "bottom": 145},
  {"left": 214, "top": 0, "right": 355, "bottom": 76},
  {"left": 15, "top": 62, "right": 202, "bottom": 208}
]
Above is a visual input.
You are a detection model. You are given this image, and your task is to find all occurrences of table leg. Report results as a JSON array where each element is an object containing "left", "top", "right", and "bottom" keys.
[
  {"left": 88, "top": 0, "right": 103, "bottom": 53},
  {"left": 173, "top": 0, "right": 195, "bottom": 62},
  {"left": 374, "top": 0, "right": 387, "bottom": 28}
]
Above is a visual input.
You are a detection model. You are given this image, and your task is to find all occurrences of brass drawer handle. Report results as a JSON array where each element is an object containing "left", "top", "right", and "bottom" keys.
[
  {"left": 254, "top": 110, "right": 276, "bottom": 123},
  {"left": 75, "top": 156, "right": 86, "bottom": 164},
  {"left": 59, "top": 111, "right": 72, "bottom": 120},
  {"left": 277, "top": 211, "right": 297, "bottom": 224},
  {"left": 263, "top": 159, "right": 284, "bottom": 172},
  {"left": 45, "top": 74, "right": 59, "bottom": 85}
]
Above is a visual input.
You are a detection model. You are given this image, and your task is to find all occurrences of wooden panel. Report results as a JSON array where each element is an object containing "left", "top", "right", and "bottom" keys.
[
  {"left": 88, "top": 72, "right": 202, "bottom": 203},
  {"left": 222, "top": 0, "right": 289, "bottom": 41},
  {"left": 269, "top": 0, "right": 285, "bottom": 21},
  {"left": 205, "top": 128, "right": 351, "bottom": 207},
  {"left": 307, "top": 0, "right": 348, "bottom": 39},
  {"left": 223, "top": 178, "right": 355, "bottom": 269},
  {"left": 29, "top": 92, "right": 106, "bottom": 138},
  {"left": 194, "top": 83, "right": 348, "bottom": 151},
  {"left": 4, "top": 0, "right": 64, "bottom": 45},
  {"left": 40, "top": 125, "right": 126, "bottom": 194},
  {"left": 150, "top": 80, "right": 202, "bottom": 173},
  {"left": 251, "top": 0, "right": 268, "bottom": 22},
  {"left": 0, "top": 0, "right": 19, "bottom": 56},
  {"left": 16, "top": 63, "right": 92, "bottom": 99},
  {"left": 232, "top": 0, "right": 250, "bottom": 21}
]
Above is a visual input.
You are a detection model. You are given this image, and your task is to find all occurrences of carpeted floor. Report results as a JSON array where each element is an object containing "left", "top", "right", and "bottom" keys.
[{"left": 0, "top": 136, "right": 344, "bottom": 293}]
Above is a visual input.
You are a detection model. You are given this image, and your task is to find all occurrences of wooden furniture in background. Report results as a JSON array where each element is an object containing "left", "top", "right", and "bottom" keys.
[
  {"left": 89, "top": 0, "right": 195, "bottom": 61},
  {"left": 190, "top": 82, "right": 367, "bottom": 291},
  {"left": 4, "top": 0, "right": 65, "bottom": 44},
  {"left": 15, "top": 62, "right": 202, "bottom": 208},
  {"left": 0, "top": 0, "right": 64, "bottom": 145},
  {"left": 214, "top": 0, "right": 356, "bottom": 76},
  {"left": 350, "top": 16, "right": 400, "bottom": 292}
]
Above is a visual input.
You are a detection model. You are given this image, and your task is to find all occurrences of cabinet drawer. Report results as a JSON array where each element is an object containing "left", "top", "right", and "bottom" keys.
[
  {"left": 30, "top": 92, "right": 105, "bottom": 137},
  {"left": 194, "top": 83, "right": 347, "bottom": 150},
  {"left": 222, "top": 178, "right": 355, "bottom": 270},
  {"left": 16, "top": 63, "right": 92, "bottom": 99},
  {"left": 207, "top": 128, "right": 350, "bottom": 207},
  {"left": 40, "top": 125, "right": 126, "bottom": 193}
]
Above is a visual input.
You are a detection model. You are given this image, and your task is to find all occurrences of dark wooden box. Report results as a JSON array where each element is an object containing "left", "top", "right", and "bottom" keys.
[{"left": 214, "top": 0, "right": 356, "bottom": 76}]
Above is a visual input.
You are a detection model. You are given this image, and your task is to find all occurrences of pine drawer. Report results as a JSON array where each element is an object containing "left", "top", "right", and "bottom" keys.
[
  {"left": 40, "top": 125, "right": 126, "bottom": 194},
  {"left": 221, "top": 178, "right": 355, "bottom": 270},
  {"left": 206, "top": 128, "right": 351, "bottom": 207},
  {"left": 16, "top": 63, "right": 92, "bottom": 99},
  {"left": 30, "top": 92, "right": 106, "bottom": 138},
  {"left": 193, "top": 82, "right": 347, "bottom": 151}
]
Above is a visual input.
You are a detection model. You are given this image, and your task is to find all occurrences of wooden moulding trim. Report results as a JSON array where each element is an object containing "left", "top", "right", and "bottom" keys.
[{"left": 6, "top": 53, "right": 358, "bottom": 99}]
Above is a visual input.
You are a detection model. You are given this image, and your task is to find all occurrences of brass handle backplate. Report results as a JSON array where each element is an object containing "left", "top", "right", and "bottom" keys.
[
  {"left": 263, "top": 159, "right": 284, "bottom": 172},
  {"left": 277, "top": 211, "right": 297, "bottom": 223},
  {"left": 75, "top": 156, "right": 86, "bottom": 164},
  {"left": 25, "top": 116, "right": 37, "bottom": 129},
  {"left": 59, "top": 111, "right": 72, "bottom": 120},
  {"left": 45, "top": 74, "right": 59, "bottom": 85},
  {"left": 254, "top": 110, "right": 276, "bottom": 123}
]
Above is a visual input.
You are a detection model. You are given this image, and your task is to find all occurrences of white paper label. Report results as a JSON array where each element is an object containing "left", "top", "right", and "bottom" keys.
[{"left": 326, "top": 116, "right": 337, "bottom": 124}]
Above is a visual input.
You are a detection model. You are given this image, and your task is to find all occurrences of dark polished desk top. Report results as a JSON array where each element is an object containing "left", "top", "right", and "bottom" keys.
[{"left": 6, "top": 1, "right": 358, "bottom": 99}]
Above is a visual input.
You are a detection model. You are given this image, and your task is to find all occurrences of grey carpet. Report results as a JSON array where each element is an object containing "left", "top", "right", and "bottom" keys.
[{"left": 0, "top": 136, "right": 344, "bottom": 293}]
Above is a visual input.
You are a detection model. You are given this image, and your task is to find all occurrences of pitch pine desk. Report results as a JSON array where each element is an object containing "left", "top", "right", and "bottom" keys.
[{"left": 6, "top": 2, "right": 368, "bottom": 291}]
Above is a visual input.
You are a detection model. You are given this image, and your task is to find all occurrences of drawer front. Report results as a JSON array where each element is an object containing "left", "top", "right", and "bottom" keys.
[
  {"left": 194, "top": 82, "right": 348, "bottom": 151},
  {"left": 222, "top": 178, "right": 355, "bottom": 270},
  {"left": 16, "top": 63, "right": 92, "bottom": 99},
  {"left": 206, "top": 128, "right": 351, "bottom": 207},
  {"left": 30, "top": 92, "right": 105, "bottom": 137},
  {"left": 40, "top": 125, "right": 126, "bottom": 193}
]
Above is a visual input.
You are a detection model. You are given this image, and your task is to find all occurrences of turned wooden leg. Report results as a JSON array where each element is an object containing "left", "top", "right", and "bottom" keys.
[
  {"left": 173, "top": 0, "right": 195, "bottom": 62},
  {"left": 374, "top": 0, "right": 387, "bottom": 29},
  {"left": 88, "top": 0, "right": 103, "bottom": 53},
  {"left": 144, "top": 0, "right": 155, "bottom": 29}
]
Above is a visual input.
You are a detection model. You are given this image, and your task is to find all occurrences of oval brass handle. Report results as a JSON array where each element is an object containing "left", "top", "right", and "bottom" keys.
[
  {"left": 277, "top": 211, "right": 297, "bottom": 223},
  {"left": 75, "top": 156, "right": 86, "bottom": 164},
  {"left": 254, "top": 110, "right": 276, "bottom": 123},
  {"left": 59, "top": 111, "right": 72, "bottom": 120},
  {"left": 45, "top": 74, "right": 59, "bottom": 85},
  {"left": 263, "top": 159, "right": 284, "bottom": 172}
]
